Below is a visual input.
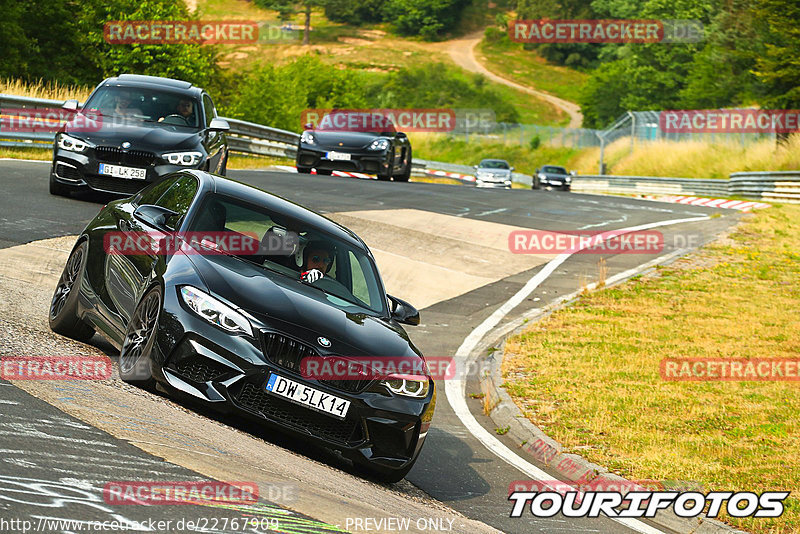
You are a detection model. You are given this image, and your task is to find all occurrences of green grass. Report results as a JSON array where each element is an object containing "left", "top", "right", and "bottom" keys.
[
  {"left": 477, "top": 35, "right": 589, "bottom": 104},
  {"left": 409, "top": 133, "right": 579, "bottom": 175},
  {"left": 503, "top": 204, "right": 800, "bottom": 534}
]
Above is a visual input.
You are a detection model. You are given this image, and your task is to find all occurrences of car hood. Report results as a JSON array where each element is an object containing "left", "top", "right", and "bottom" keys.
[
  {"left": 65, "top": 118, "right": 202, "bottom": 152},
  {"left": 541, "top": 171, "right": 568, "bottom": 179},
  {"left": 187, "top": 253, "right": 418, "bottom": 358},
  {"left": 477, "top": 168, "right": 511, "bottom": 178},
  {"left": 310, "top": 131, "right": 385, "bottom": 150}
]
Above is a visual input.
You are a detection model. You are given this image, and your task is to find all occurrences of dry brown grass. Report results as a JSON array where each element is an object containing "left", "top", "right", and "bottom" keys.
[
  {"left": 0, "top": 78, "right": 92, "bottom": 102},
  {"left": 569, "top": 134, "right": 800, "bottom": 178},
  {"left": 503, "top": 204, "right": 800, "bottom": 533}
]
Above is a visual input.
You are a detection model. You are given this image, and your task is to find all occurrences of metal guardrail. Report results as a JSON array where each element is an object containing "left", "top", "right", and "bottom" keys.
[
  {"left": 571, "top": 174, "right": 729, "bottom": 198},
  {"left": 729, "top": 171, "right": 800, "bottom": 203},
  {"left": 2, "top": 93, "right": 796, "bottom": 201}
]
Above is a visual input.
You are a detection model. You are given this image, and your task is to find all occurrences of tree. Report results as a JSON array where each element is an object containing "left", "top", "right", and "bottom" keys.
[
  {"left": 751, "top": 0, "right": 800, "bottom": 108},
  {"left": 255, "top": 0, "right": 327, "bottom": 45}
]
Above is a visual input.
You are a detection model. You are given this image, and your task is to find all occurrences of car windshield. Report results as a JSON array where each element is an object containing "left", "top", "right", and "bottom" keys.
[
  {"left": 84, "top": 86, "right": 202, "bottom": 129},
  {"left": 187, "top": 194, "right": 387, "bottom": 314},
  {"left": 315, "top": 111, "right": 397, "bottom": 135},
  {"left": 542, "top": 166, "right": 567, "bottom": 174},
  {"left": 479, "top": 160, "right": 510, "bottom": 169}
]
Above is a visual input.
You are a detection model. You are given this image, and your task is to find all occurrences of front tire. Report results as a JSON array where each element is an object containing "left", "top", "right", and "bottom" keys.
[
  {"left": 119, "top": 287, "right": 162, "bottom": 388},
  {"left": 355, "top": 460, "right": 415, "bottom": 484},
  {"left": 395, "top": 148, "right": 412, "bottom": 182},
  {"left": 49, "top": 174, "right": 71, "bottom": 196},
  {"left": 49, "top": 241, "right": 94, "bottom": 341}
]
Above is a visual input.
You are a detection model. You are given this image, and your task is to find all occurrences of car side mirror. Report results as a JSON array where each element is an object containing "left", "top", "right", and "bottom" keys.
[
  {"left": 388, "top": 295, "right": 420, "bottom": 326},
  {"left": 570, "top": 170, "right": 576, "bottom": 176},
  {"left": 62, "top": 99, "right": 79, "bottom": 112},
  {"left": 134, "top": 204, "right": 179, "bottom": 231},
  {"left": 208, "top": 118, "right": 230, "bottom": 131},
  {"left": 396, "top": 132, "right": 407, "bottom": 139},
  {"left": 510, "top": 166, "right": 515, "bottom": 171},
  {"left": 304, "top": 122, "right": 314, "bottom": 130},
  {"left": 535, "top": 168, "right": 540, "bottom": 173}
]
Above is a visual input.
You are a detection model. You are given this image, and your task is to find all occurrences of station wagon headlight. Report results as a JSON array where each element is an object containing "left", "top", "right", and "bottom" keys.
[
  {"left": 164, "top": 151, "right": 203, "bottom": 166},
  {"left": 300, "top": 131, "right": 316, "bottom": 145},
  {"left": 180, "top": 286, "right": 252, "bottom": 336},
  {"left": 57, "top": 133, "right": 90, "bottom": 153},
  {"left": 368, "top": 139, "right": 390, "bottom": 151},
  {"left": 382, "top": 376, "right": 430, "bottom": 398}
]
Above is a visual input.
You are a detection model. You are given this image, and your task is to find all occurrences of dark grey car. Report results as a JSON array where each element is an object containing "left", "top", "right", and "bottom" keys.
[
  {"left": 50, "top": 74, "right": 230, "bottom": 197},
  {"left": 533, "top": 165, "right": 573, "bottom": 190}
]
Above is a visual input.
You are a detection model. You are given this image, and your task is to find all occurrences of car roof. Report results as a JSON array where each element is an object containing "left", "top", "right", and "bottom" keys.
[
  {"left": 101, "top": 74, "right": 203, "bottom": 96},
  {"left": 479, "top": 159, "right": 510, "bottom": 165},
  {"left": 186, "top": 171, "right": 366, "bottom": 249}
]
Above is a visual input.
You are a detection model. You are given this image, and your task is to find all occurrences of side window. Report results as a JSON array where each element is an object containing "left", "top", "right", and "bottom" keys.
[
  {"left": 202, "top": 94, "right": 216, "bottom": 127},
  {"left": 349, "top": 251, "right": 371, "bottom": 307},
  {"left": 137, "top": 176, "right": 179, "bottom": 205},
  {"left": 155, "top": 175, "right": 199, "bottom": 229}
]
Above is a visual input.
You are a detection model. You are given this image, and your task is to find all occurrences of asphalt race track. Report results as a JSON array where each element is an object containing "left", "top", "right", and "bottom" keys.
[{"left": 0, "top": 159, "right": 741, "bottom": 534}]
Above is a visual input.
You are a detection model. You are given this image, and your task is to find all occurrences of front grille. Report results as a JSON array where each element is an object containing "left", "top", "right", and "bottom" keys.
[
  {"left": 173, "top": 355, "right": 232, "bottom": 383},
  {"left": 262, "top": 332, "right": 316, "bottom": 374},
  {"left": 236, "top": 382, "right": 363, "bottom": 444},
  {"left": 260, "top": 332, "right": 371, "bottom": 393},
  {"left": 85, "top": 175, "right": 148, "bottom": 195},
  {"left": 95, "top": 146, "right": 157, "bottom": 167},
  {"left": 55, "top": 163, "right": 82, "bottom": 181}
]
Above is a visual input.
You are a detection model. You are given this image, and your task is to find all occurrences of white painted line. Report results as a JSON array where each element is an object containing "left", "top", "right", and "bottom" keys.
[
  {"left": 445, "top": 215, "right": 710, "bottom": 534},
  {"left": 0, "top": 399, "right": 19, "bottom": 405},
  {"left": 0, "top": 158, "right": 50, "bottom": 163}
]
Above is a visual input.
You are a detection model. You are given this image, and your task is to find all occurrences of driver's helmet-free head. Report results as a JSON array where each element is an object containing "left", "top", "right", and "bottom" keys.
[
  {"left": 177, "top": 98, "right": 194, "bottom": 117},
  {"left": 302, "top": 239, "right": 336, "bottom": 274}
]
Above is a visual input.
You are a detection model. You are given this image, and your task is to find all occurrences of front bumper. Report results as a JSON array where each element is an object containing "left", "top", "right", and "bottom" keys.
[
  {"left": 475, "top": 177, "right": 511, "bottom": 189},
  {"left": 149, "top": 287, "right": 433, "bottom": 473},
  {"left": 296, "top": 146, "right": 391, "bottom": 174},
  {"left": 51, "top": 147, "right": 199, "bottom": 196},
  {"left": 540, "top": 178, "right": 571, "bottom": 190}
]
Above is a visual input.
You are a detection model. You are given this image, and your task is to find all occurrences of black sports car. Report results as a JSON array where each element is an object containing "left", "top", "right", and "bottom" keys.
[
  {"left": 295, "top": 111, "right": 412, "bottom": 181},
  {"left": 50, "top": 74, "right": 230, "bottom": 197},
  {"left": 532, "top": 165, "right": 573, "bottom": 190},
  {"left": 48, "top": 170, "right": 433, "bottom": 481}
]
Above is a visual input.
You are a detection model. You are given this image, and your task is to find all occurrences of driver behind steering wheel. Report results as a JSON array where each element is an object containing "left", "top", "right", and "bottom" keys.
[
  {"left": 300, "top": 240, "right": 335, "bottom": 283},
  {"left": 159, "top": 98, "right": 195, "bottom": 125}
]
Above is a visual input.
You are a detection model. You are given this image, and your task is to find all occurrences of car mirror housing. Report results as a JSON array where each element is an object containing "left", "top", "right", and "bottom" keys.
[
  {"left": 134, "top": 204, "right": 180, "bottom": 231},
  {"left": 570, "top": 170, "right": 576, "bottom": 176},
  {"left": 62, "top": 99, "right": 80, "bottom": 112},
  {"left": 388, "top": 295, "right": 420, "bottom": 326},
  {"left": 510, "top": 166, "right": 515, "bottom": 171},
  {"left": 208, "top": 118, "right": 230, "bottom": 131}
]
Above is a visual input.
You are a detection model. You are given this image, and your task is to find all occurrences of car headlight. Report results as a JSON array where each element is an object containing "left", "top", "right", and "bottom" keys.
[
  {"left": 57, "top": 133, "right": 90, "bottom": 153},
  {"left": 163, "top": 151, "right": 204, "bottom": 166},
  {"left": 382, "top": 376, "right": 430, "bottom": 398},
  {"left": 180, "top": 286, "right": 252, "bottom": 336},
  {"left": 565, "top": 176, "right": 572, "bottom": 182},
  {"left": 504, "top": 180, "right": 512, "bottom": 185},
  {"left": 300, "top": 131, "right": 316, "bottom": 145},
  {"left": 368, "top": 139, "right": 390, "bottom": 151}
]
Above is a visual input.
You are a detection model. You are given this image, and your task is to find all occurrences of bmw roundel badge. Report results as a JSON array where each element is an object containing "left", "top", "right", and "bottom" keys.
[
  {"left": 317, "top": 337, "right": 331, "bottom": 348},
  {"left": 121, "top": 141, "right": 131, "bottom": 149}
]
